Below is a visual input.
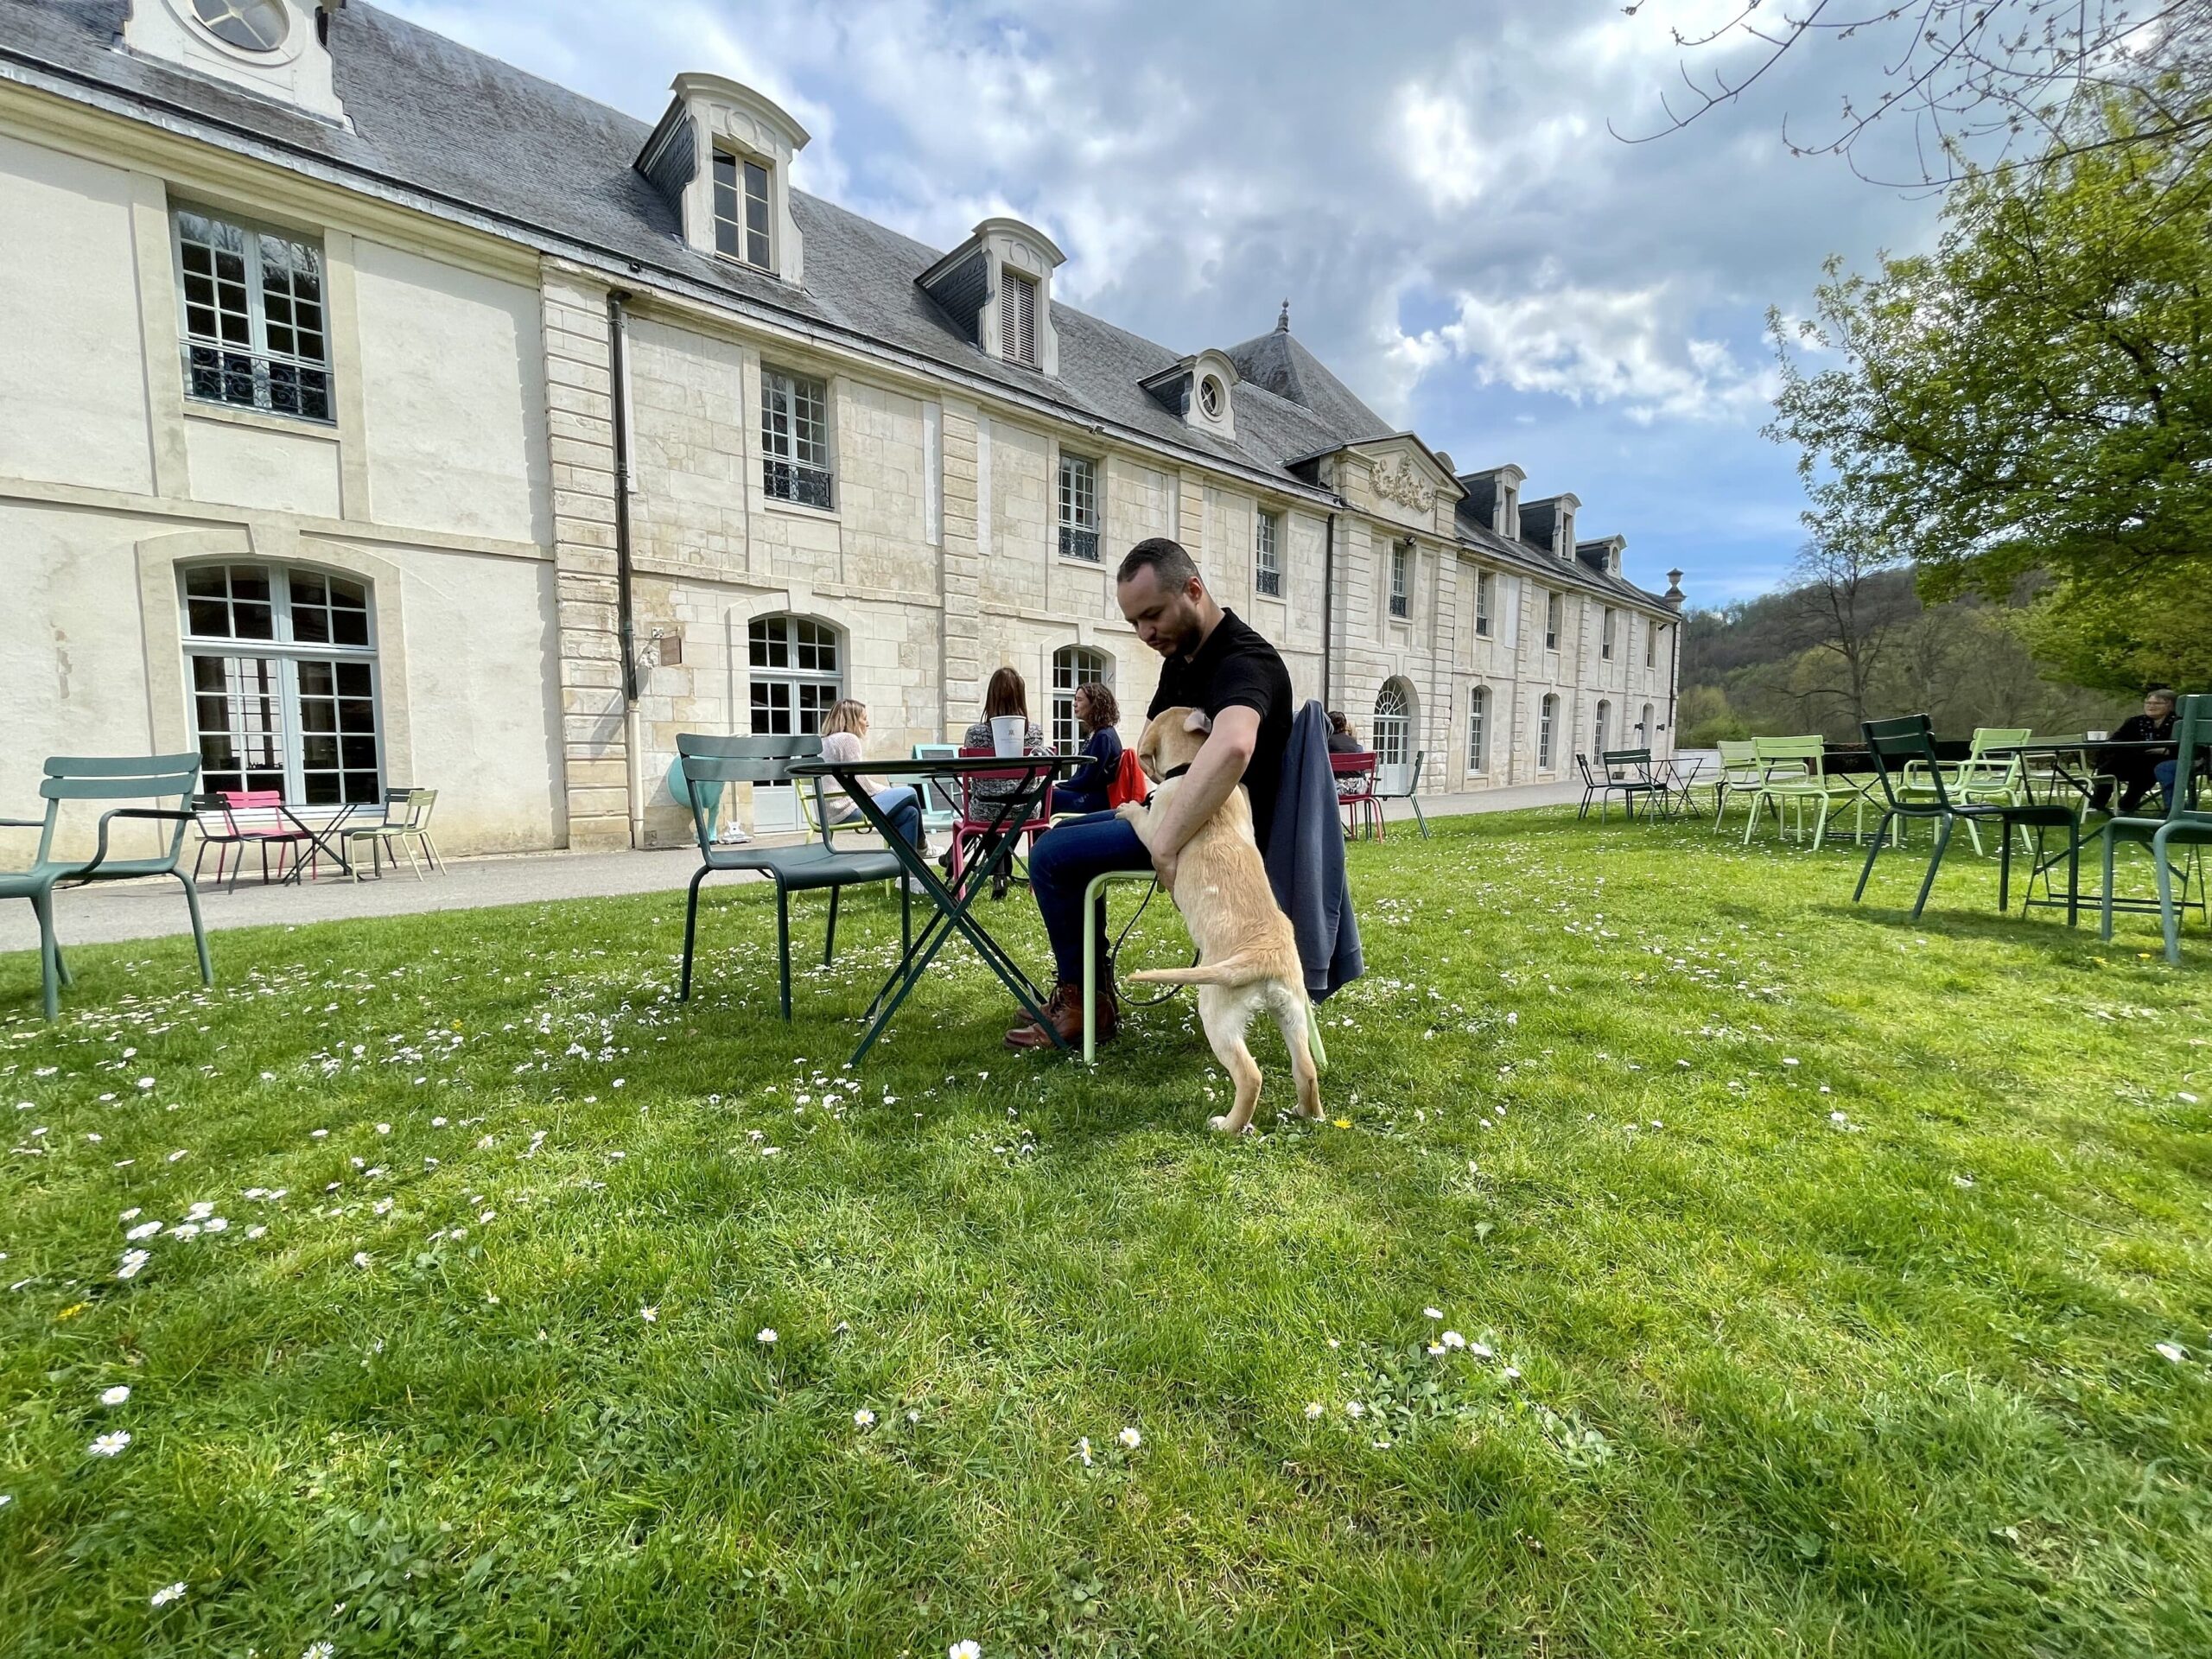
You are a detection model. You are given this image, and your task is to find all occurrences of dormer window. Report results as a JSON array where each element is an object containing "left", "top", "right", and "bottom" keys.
[
  {"left": 638, "top": 74, "right": 810, "bottom": 283},
  {"left": 712, "top": 150, "right": 772, "bottom": 269},
  {"left": 918, "top": 217, "right": 1065, "bottom": 375},
  {"left": 1138, "top": 348, "right": 1239, "bottom": 440},
  {"left": 1003, "top": 271, "right": 1039, "bottom": 368},
  {"left": 124, "top": 0, "right": 346, "bottom": 122}
]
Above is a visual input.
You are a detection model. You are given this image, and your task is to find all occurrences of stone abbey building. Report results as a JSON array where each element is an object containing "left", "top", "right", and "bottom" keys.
[{"left": 0, "top": 0, "right": 1684, "bottom": 855}]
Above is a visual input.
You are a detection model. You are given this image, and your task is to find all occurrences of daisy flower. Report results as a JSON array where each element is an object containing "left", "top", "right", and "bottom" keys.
[
  {"left": 1077, "top": 1436, "right": 1093, "bottom": 1466},
  {"left": 150, "top": 1582, "right": 188, "bottom": 1607},
  {"left": 100, "top": 1385, "right": 130, "bottom": 1407},
  {"left": 854, "top": 1408, "right": 875, "bottom": 1428},
  {"left": 1118, "top": 1427, "right": 1141, "bottom": 1449},
  {"left": 88, "top": 1430, "right": 131, "bottom": 1458},
  {"left": 303, "top": 1643, "right": 336, "bottom": 1659},
  {"left": 757, "top": 1328, "right": 778, "bottom": 1345},
  {"left": 1303, "top": 1402, "right": 1324, "bottom": 1420},
  {"left": 1440, "top": 1331, "right": 1467, "bottom": 1351},
  {"left": 950, "top": 1643, "right": 981, "bottom": 1659},
  {"left": 639, "top": 1306, "right": 658, "bottom": 1323}
]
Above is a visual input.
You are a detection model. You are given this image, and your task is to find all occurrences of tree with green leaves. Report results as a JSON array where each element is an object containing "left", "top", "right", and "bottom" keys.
[{"left": 1767, "top": 92, "right": 2212, "bottom": 693}]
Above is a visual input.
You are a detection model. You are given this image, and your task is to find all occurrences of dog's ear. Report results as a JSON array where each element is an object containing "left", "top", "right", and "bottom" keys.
[{"left": 1183, "top": 709, "right": 1214, "bottom": 735}]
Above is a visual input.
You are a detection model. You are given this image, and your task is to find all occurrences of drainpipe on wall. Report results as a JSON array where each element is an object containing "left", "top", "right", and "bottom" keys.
[
  {"left": 1319, "top": 512, "right": 1337, "bottom": 710},
  {"left": 607, "top": 289, "right": 644, "bottom": 849}
]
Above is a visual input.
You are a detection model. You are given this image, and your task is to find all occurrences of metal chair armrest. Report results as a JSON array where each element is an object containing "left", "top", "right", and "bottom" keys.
[
  {"left": 70, "top": 806, "right": 194, "bottom": 882},
  {"left": 0, "top": 816, "right": 45, "bottom": 829}
]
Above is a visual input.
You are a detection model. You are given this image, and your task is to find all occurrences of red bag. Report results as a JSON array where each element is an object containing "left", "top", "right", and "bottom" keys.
[{"left": 1105, "top": 747, "right": 1149, "bottom": 810}]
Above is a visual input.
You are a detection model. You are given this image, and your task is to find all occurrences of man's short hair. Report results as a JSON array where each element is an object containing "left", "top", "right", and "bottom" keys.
[{"left": 1117, "top": 537, "right": 1200, "bottom": 591}]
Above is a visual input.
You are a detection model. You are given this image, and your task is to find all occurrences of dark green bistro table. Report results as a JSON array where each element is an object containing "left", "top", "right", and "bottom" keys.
[{"left": 788, "top": 752, "right": 1089, "bottom": 1065}]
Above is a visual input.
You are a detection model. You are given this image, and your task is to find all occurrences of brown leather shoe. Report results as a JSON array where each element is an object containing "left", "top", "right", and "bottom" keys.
[{"left": 1004, "top": 982, "right": 1117, "bottom": 1051}]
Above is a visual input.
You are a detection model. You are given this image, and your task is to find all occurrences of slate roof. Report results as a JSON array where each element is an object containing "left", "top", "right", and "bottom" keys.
[{"left": 0, "top": 0, "right": 1672, "bottom": 610}]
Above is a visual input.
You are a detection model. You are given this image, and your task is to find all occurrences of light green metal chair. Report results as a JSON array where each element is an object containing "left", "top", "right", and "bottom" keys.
[
  {"left": 1742, "top": 736, "right": 1866, "bottom": 850},
  {"left": 1903, "top": 728, "right": 2031, "bottom": 855},
  {"left": 2, "top": 753, "right": 212, "bottom": 1020},
  {"left": 1709, "top": 739, "right": 1763, "bottom": 832}
]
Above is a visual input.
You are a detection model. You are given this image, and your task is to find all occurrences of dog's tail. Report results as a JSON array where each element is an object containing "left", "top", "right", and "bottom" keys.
[{"left": 1127, "top": 950, "right": 1272, "bottom": 988}]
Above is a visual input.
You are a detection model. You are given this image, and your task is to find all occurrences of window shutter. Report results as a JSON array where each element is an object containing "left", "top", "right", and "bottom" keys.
[{"left": 1005, "top": 273, "right": 1037, "bottom": 366}]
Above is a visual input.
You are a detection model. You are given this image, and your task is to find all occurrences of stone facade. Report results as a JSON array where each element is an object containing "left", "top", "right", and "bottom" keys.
[{"left": 0, "top": 0, "right": 1682, "bottom": 861}]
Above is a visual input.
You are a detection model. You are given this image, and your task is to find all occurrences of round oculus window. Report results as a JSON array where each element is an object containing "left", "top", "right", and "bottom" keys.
[
  {"left": 190, "top": 0, "right": 290, "bottom": 52},
  {"left": 1198, "top": 376, "right": 1224, "bottom": 418}
]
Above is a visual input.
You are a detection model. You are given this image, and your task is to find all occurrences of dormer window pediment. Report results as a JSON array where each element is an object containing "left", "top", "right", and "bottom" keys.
[
  {"left": 918, "top": 216, "right": 1065, "bottom": 374},
  {"left": 638, "top": 73, "right": 809, "bottom": 284},
  {"left": 1138, "top": 348, "right": 1239, "bottom": 440}
]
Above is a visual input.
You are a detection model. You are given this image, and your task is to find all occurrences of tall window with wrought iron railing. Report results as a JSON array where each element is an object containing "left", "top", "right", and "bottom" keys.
[
  {"left": 761, "top": 366, "right": 834, "bottom": 511},
  {"left": 1058, "top": 451, "right": 1099, "bottom": 562},
  {"left": 174, "top": 207, "right": 332, "bottom": 423}
]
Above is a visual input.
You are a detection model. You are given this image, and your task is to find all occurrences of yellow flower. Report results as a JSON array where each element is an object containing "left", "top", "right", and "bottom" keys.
[
  {"left": 56, "top": 1302, "right": 88, "bottom": 1322},
  {"left": 1332, "top": 1118, "right": 1351, "bottom": 1129}
]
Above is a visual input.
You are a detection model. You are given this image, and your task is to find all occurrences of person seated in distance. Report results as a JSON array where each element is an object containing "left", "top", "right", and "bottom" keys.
[
  {"left": 1007, "top": 537, "right": 1292, "bottom": 1052},
  {"left": 2091, "top": 688, "right": 2177, "bottom": 816}
]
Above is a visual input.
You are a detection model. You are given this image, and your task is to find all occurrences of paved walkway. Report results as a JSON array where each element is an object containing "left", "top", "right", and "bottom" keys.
[{"left": 1, "top": 780, "right": 1581, "bottom": 950}]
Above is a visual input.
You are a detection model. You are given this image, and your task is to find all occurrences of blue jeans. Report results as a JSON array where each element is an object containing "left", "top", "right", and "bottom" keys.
[
  {"left": 840, "top": 785, "right": 923, "bottom": 849},
  {"left": 1028, "top": 810, "right": 1149, "bottom": 988},
  {"left": 2155, "top": 760, "right": 2177, "bottom": 814}
]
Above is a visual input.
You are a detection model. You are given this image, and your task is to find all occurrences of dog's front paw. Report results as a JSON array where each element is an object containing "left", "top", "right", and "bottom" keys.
[{"left": 1115, "top": 803, "right": 1148, "bottom": 829}]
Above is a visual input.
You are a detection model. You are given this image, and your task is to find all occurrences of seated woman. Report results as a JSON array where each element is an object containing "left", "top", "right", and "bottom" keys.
[
  {"left": 1325, "top": 710, "right": 1363, "bottom": 753},
  {"left": 957, "top": 666, "right": 1052, "bottom": 898},
  {"left": 816, "top": 699, "right": 925, "bottom": 852},
  {"left": 1050, "top": 681, "right": 1124, "bottom": 818}
]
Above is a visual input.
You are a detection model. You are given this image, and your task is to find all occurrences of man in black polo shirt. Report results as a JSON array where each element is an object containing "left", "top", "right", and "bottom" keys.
[{"left": 1007, "top": 537, "right": 1293, "bottom": 1052}]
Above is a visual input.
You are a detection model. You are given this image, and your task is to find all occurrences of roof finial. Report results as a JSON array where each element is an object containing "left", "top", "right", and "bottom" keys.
[{"left": 1275, "top": 298, "right": 1290, "bottom": 334}]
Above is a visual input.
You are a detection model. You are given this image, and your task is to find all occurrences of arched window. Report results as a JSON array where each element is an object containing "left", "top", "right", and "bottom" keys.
[
  {"left": 1594, "top": 698, "right": 1611, "bottom": 756},
  {"left": 1051, "top": 645, "right": 1112, "bottom": 753},
  {"left": 1465, "top": 685, "right": 1490, "bottom": 775},
  {"left": 1373, "top": 678, "right": 1415, "bottom": 791},
  {"left": 1538, "top": 692, "right": 1559, "bottom": 770},
  {"left": 181, "top": 563, "right": 380, "bottom": 804},
  {"left": 747, "top": 613, "right": 842, "bottom": 830},
  {"left": 1638, "top": 702, "right": 1656, "bottom": 745}
]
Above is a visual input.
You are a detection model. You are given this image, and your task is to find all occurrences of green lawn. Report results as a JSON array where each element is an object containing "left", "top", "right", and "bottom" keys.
[{"left": 2, "top": 807, "right": 2209, "bottom": 1657}]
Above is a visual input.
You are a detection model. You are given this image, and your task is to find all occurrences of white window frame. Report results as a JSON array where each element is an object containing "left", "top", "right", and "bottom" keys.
[
  {"left": 1595, "top": 699, "right": 1611, "bottom": 755},
  {"left": 1538, "top": 693, "right": 1558, "bottom": 770},
  {"left": 1465, "top": 685, "right": 1489, "bottom": 775},
  {"left": 1058, "top": 449, "right": 1100, "bottom": 562},
  {"left": 745, "top": 613, "right": 842, "bottom": 831},
  {"left": 1602, "top": 607, "right": 1618, "bottom": 661},
  {"left": 1002, "top": 270, "right": 1039, "bottom": 368},
  {"left": 179, "top": 562, "right": 383, "bottom": 807},
  {"left": 760, "top": 365, "right": 834, "bottom": 511},
  {"left": 1646, "top": 620, "right": 1658, "bottom": 669},
  {"left": 1544, "top": 592, "right": 1562, "bottom": 652},
  {"left": 1389, "top": 543, "right": 1411, "bottom": 620},
  {"left": 1474, "top": 569, "right": 1493, "bottom": 638},
  {"left": 1254, "top": 509, "right": 1282, "bottom": 598},
  {"left": 1050, "top": 645, "right": 1112, "bottom": 753},
  {"left": 712, "top": 148, "right": 774, "bottom": 271},
  {"left": 172, "top": 202, "right": 333, "bottom": 424}
]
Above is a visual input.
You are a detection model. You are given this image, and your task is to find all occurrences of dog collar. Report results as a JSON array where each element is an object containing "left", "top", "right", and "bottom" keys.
[{"left": 1160, "top": 763, "right": 1192, "bottom": 782}]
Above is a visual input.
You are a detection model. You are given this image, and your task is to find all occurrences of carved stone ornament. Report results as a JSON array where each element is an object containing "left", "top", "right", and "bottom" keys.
[{"left": 1373, "top": 455, "right": 1436, "bottom": 512}]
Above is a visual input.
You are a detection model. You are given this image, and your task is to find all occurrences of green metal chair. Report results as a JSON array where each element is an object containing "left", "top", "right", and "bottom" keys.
[
  {"left": 674, "top": 734, "right": 911, "bottom": 1017},
  {"left": 1709, "top": 740, "right": 1763, "bottom": 831},
  {"left": 1373, "top": 749, "right": 1429, "bottom": 838},
  {"left": 2, "top": 753, "right": 213, "bottom": 1020},
  {"left": 2094, "top": 693, "right": 2211, "bottom": 963},
  {"left": 1742, "top": 736, "right": 1867, "bottom": 850},
  {"left": 1902, "top": 727, "right": 2031, "bottom": 855},
  {"left": 1853, "top": 714, "right": 2081, "bottom": 923}
]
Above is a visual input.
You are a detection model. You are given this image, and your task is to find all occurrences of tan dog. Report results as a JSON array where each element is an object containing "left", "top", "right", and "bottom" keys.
[{"left": 1117, "top": 707, "right": 1325, "bottom": 1133}]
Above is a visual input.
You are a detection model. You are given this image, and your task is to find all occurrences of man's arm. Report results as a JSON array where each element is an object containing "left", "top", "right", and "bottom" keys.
[{"left": 1142, "top": 703, "right": 1260, "bottom": 887}]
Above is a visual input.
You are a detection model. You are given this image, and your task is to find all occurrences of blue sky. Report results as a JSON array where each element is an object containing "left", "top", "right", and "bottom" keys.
[{"left": 386, "top": 0, "right": 1947, "bottom": 607}]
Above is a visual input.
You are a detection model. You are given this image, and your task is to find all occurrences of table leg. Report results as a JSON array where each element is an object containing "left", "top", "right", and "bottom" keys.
[{"left": 828, "top": 769, "right": 1067, "bottom": 1064}]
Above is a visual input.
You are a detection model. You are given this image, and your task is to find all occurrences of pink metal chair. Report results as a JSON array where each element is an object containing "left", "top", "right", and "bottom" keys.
[
  {"left": 947, "top": 747, "right": 1055, "bottom": 896},
  {"left": 1332, "top": 751, "right": 1382, "bottom": 841},
  {"left": 218, "top": 789, "right": 314, "bottom": 889}
]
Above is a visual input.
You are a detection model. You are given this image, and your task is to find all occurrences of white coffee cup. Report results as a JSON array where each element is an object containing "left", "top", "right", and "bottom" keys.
[
  {"left": 2087, "top": 730, "right": 2107, "bottom": 742},
  {"left": 990, "top": 715, "right": 1025, "bottom": 758}
]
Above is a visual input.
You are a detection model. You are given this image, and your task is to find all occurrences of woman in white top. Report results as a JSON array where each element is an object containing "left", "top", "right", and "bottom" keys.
[{"left": 817, "top": 699, "right": 925, "bottom": 851}]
